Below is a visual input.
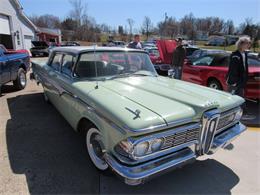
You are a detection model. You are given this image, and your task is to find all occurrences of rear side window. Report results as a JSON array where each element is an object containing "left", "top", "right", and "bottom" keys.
[
  {"left": 51, "top": 53, "right": 63, "bottom": 71},
  {"left": 61, "top": 54, "right": 75, "bottom": 76}
]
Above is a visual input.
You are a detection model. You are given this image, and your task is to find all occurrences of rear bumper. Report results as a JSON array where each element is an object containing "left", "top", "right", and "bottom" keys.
[{"left": 104, "top": 122, "right": 246, "bottom": 185}]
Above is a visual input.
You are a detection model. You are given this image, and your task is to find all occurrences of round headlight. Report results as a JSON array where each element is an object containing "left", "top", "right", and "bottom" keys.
[
  {"left": 134, "top": 141, "right": 149, "bottom": 157},
  {"left": 235, "top": 108, "right": 243, "bottom": 120},
  {"left": 151, "top": 138, "right": 164, "bottom": 152}
]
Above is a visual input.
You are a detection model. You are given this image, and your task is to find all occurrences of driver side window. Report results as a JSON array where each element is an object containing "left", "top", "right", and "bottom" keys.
[{"left": 193, "top": 56, "right": 213, "bottom": 66}]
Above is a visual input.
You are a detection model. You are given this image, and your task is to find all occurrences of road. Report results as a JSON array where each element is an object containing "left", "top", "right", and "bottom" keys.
[{"left": 0, "top": 59, "right": 259, "bottom": 194}]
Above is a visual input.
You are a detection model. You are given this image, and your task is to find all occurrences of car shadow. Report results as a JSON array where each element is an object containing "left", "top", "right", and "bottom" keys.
[
  {"left": 1, "top": 84, "right": 20, "bottom": 95},
  {"left": 100, "top": 158, "right": 240, "bottom": 194},
  {"left": 6, "top": 93, "right": 100, "bottom": 194},
  {"left": 241, "top": 100, "right": 260, "bottom": 127}
]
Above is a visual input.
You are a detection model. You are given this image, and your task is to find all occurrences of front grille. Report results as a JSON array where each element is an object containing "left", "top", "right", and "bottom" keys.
[
  {"left": 161, "top": 127, "right": 200, "bottom": 150},
  {"left": 216, "top": 108, "right": 238, "bottom": 133},
  {"left": 217, "top": 113, "right": 236, "bottom": 130}
]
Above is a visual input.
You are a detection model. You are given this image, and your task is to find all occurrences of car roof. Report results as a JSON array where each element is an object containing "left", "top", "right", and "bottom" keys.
[{"left": 51, "top": 46, "right": 145, "bottom": 54}]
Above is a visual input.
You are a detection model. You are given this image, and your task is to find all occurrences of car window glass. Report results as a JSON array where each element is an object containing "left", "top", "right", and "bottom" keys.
[
  {"left": 62, "top": 54, "right": 74, "bottom": 76},
  {"left": 75, "top": 51, "right": 156, "bottom": 79},
  {"left": 192, "top": 50, "right": 201, "bottom": 58},
  {"left": 51, "top": 53, "right": 63, "bottom": 71},
  {"left": 211, "top": 56, "right": 229, "bottom": 66},
  {"left": 193, "top": 56, "right": 213, "bottom": 66},
  {"left": 248, "top": 57, "right": 260, "bottom": 67}
]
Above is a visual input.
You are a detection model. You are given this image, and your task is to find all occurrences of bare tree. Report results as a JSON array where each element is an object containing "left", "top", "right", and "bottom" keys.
[
  {"left": 127, "top": 18, "right": 134, "bottom": 40},
  {"left": 29, "top": 14, "right": 61, "bottom": 29},
  {"left": 141, "top": 16, "right": 153, "bottom": 40},
  {"left": 69, "top": 0, "right": 87, "bottom": 27}
]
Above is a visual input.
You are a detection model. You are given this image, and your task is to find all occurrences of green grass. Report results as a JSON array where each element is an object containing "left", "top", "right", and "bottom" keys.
[{"left": 195, "top": 40, "right": 260, "bottom": 53}]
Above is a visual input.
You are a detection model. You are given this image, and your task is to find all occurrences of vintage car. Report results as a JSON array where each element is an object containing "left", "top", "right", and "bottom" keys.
[
  {"left": 182, "top": 53, "right": 260, "bottom": 100},
  {"left": 31, "top": 46, "right": 246, "bottom": 185}
]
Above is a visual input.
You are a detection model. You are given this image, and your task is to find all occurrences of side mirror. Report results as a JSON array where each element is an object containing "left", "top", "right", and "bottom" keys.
[{"left": 184, "top": 58, "right": 192, "bottom": 65}]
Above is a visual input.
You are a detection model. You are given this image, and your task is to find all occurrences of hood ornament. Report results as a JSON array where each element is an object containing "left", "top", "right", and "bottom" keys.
[{"left": 125, "top": 107, "right": 141, "bottom": 120}]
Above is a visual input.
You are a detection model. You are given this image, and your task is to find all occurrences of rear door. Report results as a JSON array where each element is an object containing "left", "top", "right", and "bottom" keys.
[{"left": 44, "top": 52, "right": 63, "bottom": 105}]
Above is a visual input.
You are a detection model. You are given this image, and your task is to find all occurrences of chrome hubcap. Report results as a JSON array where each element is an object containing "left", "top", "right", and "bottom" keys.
[
  {"left": 86, "top": 128, "right": 108, "bottom": 170},
  {"left": 20, "top": 72, "right": 26, "bottom": 86},
  {"left": 209, "top": 83, "right": 218, "bottom": 89}
]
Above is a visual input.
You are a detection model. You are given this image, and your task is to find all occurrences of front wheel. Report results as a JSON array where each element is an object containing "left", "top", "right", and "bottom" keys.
[
  {"left": 13, "top": 68, "right": 27, "bottom": 90},
  {"left": 208, "top": 79, "right": 222, "bottom": 90},
  {"left": 86, "top": 127, "right": 108, "bottom": 171}
]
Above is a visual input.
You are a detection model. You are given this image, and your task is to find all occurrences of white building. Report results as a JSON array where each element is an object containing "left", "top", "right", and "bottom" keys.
[{"left": 0, "top": 0, "right": 37, "bottom": 50}]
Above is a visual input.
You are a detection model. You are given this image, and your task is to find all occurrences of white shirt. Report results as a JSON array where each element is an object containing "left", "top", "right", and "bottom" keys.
[{"left": 240, "top": 51, "right": 246, "bottom": 69}]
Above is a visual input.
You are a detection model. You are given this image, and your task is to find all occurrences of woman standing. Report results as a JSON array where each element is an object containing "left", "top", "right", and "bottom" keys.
[{"left": 226, "top": 36, "right": 251, "bottom": 97}]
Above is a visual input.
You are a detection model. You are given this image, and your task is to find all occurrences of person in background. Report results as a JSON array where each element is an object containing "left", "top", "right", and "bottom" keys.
[
  {"left": 171, "top": 37, "right": 186, "bottom": 79},
  {"left": 128, "top": 34, "right": 143, "bottom": 49},
  {"left": 226, "top": 36, "right": 252, "bottom": 119},
  {"left": 226, "top": 36, "right": 251, "bottom": 97}
]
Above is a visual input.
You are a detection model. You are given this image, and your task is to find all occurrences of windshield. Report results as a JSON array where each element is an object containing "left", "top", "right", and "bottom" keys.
[{"left": 74, "top": 51, "right": 157, "bottom": 80}]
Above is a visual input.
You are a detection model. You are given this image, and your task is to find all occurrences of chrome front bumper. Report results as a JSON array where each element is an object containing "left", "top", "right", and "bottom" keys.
[
  {"left": 104, "top": 122, "right": 246, "bottom": 185},
  {"left": 209, "top": 122, "right": 247, "bottom": 154}
]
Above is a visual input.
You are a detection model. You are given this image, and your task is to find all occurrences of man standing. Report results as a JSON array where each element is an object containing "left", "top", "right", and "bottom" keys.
[
  {"left": 171, "top": 38, "right": 186, "bottom": 79},
  {"left": 226, "top": 36, "right": 251, "bottom": 97},
  {"left": 128, "top": 34, "right": 143, "bottom": 49}
]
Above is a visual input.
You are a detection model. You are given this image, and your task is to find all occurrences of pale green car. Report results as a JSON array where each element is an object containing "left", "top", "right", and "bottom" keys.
[{"left": 31, "top": 46, "right": 246, "bottom": 185}]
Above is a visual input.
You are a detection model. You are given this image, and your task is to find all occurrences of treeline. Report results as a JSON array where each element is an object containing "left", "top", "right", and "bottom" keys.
[{"left": 29, "top": 0, "right": 260, "bottom": 42}]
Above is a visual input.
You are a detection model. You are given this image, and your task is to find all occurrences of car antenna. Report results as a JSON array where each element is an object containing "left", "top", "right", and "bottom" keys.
[{"left": 94, "top": 39, "right": 99, "bottom": 89}]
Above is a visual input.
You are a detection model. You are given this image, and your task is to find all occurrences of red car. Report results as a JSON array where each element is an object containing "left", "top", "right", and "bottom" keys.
[{"left": 182, "top": 53, "right": 260, "bottom": 100}]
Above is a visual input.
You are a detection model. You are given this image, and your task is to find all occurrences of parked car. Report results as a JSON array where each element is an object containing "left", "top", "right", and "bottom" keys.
[
  {"left": 30, "top": 41, "right": 50, "bottom": 57},
  {"left": 185, "top": 45, "right": 200, "bottom": 58},
  {"left": 0, "top": 47, "right": 30, "bottom": 91},
  {"left": 31, "top": 46, "right": 246, "bottom": 185},
  {"left": 182, "top": 53, "right": 260, "bottom": 100},
  {"left": 61, "top": 41, "right": 80, "bottom": 46}
]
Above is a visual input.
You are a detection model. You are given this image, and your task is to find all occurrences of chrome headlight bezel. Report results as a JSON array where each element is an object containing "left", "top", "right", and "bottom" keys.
[
  {"left": 235, "top": 107, "right": 243, "bottom": 121},
  {"left": 116, "top": 137, "right": 165, "bottom": 160}
]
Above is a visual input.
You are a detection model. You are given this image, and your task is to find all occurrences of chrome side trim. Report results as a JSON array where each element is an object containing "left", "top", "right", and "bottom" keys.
[{"left": 104, "top": 146, "right": 196, "bottom": 185}]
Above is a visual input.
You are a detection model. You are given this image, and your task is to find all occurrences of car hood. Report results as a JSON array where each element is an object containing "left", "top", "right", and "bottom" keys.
[
  {"left": 73, "top": 76, "right": 244, "bottom": 133},
  {"left": 31, "top": 41, "right": 49, "bottom": 47},
  {"left": 156, "top": 40, "right": 176, "bottom": 64}
]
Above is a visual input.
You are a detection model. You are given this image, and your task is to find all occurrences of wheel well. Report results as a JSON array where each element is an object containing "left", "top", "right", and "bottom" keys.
[
  {"left": 77, "top": 117, "right": 97, "bottom": 133},
  {"left": 207, "top": 77, "right": 223, "bottom": 89},
  {"left": 19, "top": 64, "right": 27, "bottom": 72}
]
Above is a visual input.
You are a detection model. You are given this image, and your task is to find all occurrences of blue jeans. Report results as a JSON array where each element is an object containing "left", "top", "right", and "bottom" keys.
[{"left": 174, "top": 67, "right": 182, "bottom": 80}]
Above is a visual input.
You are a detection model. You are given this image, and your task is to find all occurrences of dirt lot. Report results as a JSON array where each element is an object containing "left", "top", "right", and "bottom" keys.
[{"left": 0, "top": 61, "right": 259, "bottom": 194}]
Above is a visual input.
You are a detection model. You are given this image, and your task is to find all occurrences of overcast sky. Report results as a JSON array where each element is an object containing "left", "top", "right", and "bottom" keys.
[{"left": 20, "top": 0, "right": 260, "bottom": 31}]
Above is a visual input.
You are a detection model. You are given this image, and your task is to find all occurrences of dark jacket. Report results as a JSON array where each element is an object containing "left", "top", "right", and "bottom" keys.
[
  {"left": 226, "top": 50, "right": 249, "bottom": 88},
  {"left": 128, "top": 41, "right": 143, "bottom": 49},
  {"left": 172, "top": 45, "right": 186, "bottom": 67}
]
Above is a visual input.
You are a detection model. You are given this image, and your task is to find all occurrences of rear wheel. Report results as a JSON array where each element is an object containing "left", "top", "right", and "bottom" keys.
[
  {"left": 208, "top": 79, "right": 222, "bottom": 90},
  {"left": 13, "top": 68, "right": 27, "bottom": 90}
]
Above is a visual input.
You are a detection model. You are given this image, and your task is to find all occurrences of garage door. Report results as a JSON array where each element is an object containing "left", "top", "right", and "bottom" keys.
[
  {"left": 24, "top": 35, "right": 33, "bottom": 50},
  {"left": 0, "top": 14, "right": 11, "bottom": 35}
]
